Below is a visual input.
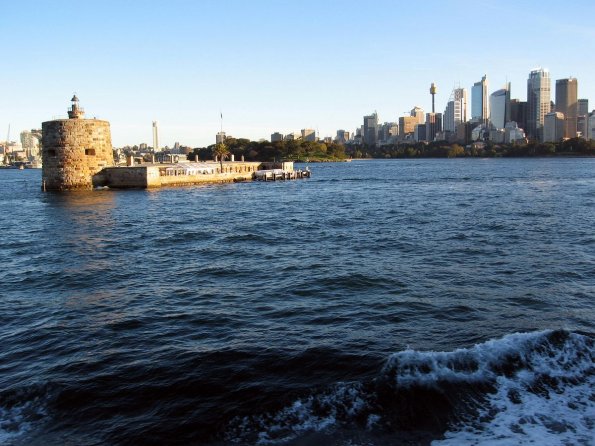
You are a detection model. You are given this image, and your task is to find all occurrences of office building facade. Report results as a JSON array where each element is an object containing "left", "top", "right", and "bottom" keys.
[
  {"left": 363, "top": 113, "right": 378, "bottom": 146},
  {"left": 555, "top": 78, "right": 578, "bottom": 138},
  {"left": 527, "top": 68, "right": 551, "bottom": 141},
  {"left": 471, "top": 75, "right": 489, "bottom": 124},
  {"left": 425, "top": 113, "right": 443, "bottom": 142},
  {"left": 444, "top": 88, "right": 467, "bottom": 132},
  {"left": 489, "top": 84, "right": 510, "bottom": 130},
  {"left": 543, "top": 112, "right": 565, "bottom": 142},
  {"left": 271, "top": 132, "right": 284, "bottom": 142}
]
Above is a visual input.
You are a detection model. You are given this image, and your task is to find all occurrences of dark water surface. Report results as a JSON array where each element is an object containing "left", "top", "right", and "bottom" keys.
[{"left": 1, "top": 159, "right": 594, "bottom": 445}]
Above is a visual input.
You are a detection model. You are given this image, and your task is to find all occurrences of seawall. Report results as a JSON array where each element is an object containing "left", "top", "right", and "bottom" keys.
[{"left": 96, "top": 161, "right": 296, "bottom": 188}]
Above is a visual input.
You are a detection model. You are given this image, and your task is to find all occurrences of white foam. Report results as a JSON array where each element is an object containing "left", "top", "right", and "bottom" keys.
[
  {"left": 431, "top": 330, "right": 595, "bottom": 445},
  {"left": 228, "top": 330, "right": 594, "bottom": 445},
  {"left": 227, "top": 382, "right": 372, "bottom": 445},
  {"left": 384, "top": 330, "right": 593, "bottom": 386}
]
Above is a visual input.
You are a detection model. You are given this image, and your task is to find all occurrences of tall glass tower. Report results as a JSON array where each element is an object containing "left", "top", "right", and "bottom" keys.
[
  {"left": 471, "top": 75, "right": 489, "bottom": 124},
  {"left": 527, "top": 68, "right": 551, "bottom": 141}
]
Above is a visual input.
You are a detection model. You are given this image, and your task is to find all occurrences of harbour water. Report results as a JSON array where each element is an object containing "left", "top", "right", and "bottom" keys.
[{"left": 1, "top": 158, "right": 594, "bottom": 445}]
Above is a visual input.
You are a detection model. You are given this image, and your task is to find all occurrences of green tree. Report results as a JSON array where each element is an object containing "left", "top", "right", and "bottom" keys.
[{"left": 448, "top": 144, "right": 465, "bottom": 158}]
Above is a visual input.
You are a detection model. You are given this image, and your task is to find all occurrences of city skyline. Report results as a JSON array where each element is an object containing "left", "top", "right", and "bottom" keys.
[{"left": 1, "top": 0, "right": 594, "bottom": 147}]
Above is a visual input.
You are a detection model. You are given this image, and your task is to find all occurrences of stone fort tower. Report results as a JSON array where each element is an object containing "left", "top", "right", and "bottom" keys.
[{"left": 42, "top": 96, "right": 114, "bottom": 190}]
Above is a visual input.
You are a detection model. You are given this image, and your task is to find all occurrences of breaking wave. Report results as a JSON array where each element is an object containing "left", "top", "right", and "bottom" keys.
[{"left": 226, "top": 329, "right": 594, "bottom": 445}]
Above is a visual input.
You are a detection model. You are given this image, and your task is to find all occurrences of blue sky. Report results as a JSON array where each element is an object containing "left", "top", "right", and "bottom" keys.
[{"left": 2, "top": 0, "right": 594, "bottom": 147}]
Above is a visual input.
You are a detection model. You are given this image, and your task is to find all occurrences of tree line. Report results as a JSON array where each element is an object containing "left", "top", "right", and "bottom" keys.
[
  {"left": 348, "top": 138, "right": 595, "bottom": 159},
  {"left": 188, "top": 137, "right": 595, "bottom": 162},
  {"left": 188, "top": 138, "right": 347, "bottom": 162}
]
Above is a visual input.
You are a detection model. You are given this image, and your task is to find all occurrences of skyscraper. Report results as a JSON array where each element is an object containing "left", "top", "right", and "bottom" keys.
[
  {"left": 425, "top": 113, "right": 443, "bottom": 142},
  {"left": 527, "top": 68, "right": 551, "bottom": 141},
  {"left": 471, "top": 75, "right": 489, "bottom": 124},
  {"left": 363, "top": 113, "right": 378, "bottom": 146},
  {"left": 489, "top": 83, "right": 511, "bottom": 130},
  {"left": 555, "top": 78, "right": 578, "bottom": 138},
  {"left": 578, "top": 99, "right": 589, "bottom": 117},
  {"left": 577, "top": 99, "right": 590, "bottom": 139},
  {"left": 510, "top": 100, "right": 528, "bottom": 131},
  {"left": 444, "top": 87, "right": 467, "bottom": 132}
]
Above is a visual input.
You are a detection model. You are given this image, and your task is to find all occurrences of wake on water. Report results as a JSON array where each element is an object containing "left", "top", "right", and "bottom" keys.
[
  {"left": 1, "top": 330, "right": 593, "bottom": 445},
  {"left": 227, "top": 330, "right": 594, "bottom": 445}
]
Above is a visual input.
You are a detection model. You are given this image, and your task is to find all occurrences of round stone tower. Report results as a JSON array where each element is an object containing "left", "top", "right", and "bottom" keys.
[{"left": 42, "top": 96, "right": 114, "bottom": 190}]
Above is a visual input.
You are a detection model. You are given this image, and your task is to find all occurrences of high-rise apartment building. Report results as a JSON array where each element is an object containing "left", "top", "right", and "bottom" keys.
[
  {"left": 489, "top": 83, "right": 511, "bottom": 130},
  {"left": 363, "top": 113, "right": 378, "bottom": 146},
  {"left": 471, "top": 75, "right": 489, "bottom": 124},
  {"left": 527, "top": 68, "right": 551, "bottom": 141},
  {"left": 555, "top": 78, "right": 578, "bottom": 138},
  {"left": 444, "top": 88, "right": 468, "bottom": 133}
]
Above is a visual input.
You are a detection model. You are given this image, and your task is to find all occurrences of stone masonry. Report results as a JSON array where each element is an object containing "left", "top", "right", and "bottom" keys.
[
  {"left": 42, "top": 119, "right": 114, "bottom": 190},
  {"left": 42, "top": 97, "right": 114, "bottom": 191}
]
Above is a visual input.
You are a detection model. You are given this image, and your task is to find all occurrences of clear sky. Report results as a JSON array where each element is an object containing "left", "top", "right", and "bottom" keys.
[{"left": 2, "top": 0, "right": 594, "bottom": 147}]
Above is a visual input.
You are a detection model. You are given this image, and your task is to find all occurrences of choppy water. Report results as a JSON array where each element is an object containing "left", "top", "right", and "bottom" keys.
[{"left": 1, "top": 159, "right": 594, "bottom": 445}]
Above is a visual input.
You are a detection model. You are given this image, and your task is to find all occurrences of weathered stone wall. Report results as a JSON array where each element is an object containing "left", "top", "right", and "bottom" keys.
[
  {"left": 158, "top": 171, "right": 253, "bottom": 187},
  {"left": 102, "top": 166, "right": 151, "bottom": 188},
  {"left": 42, "top": 119, "right": 114, "bottom": 190}
]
